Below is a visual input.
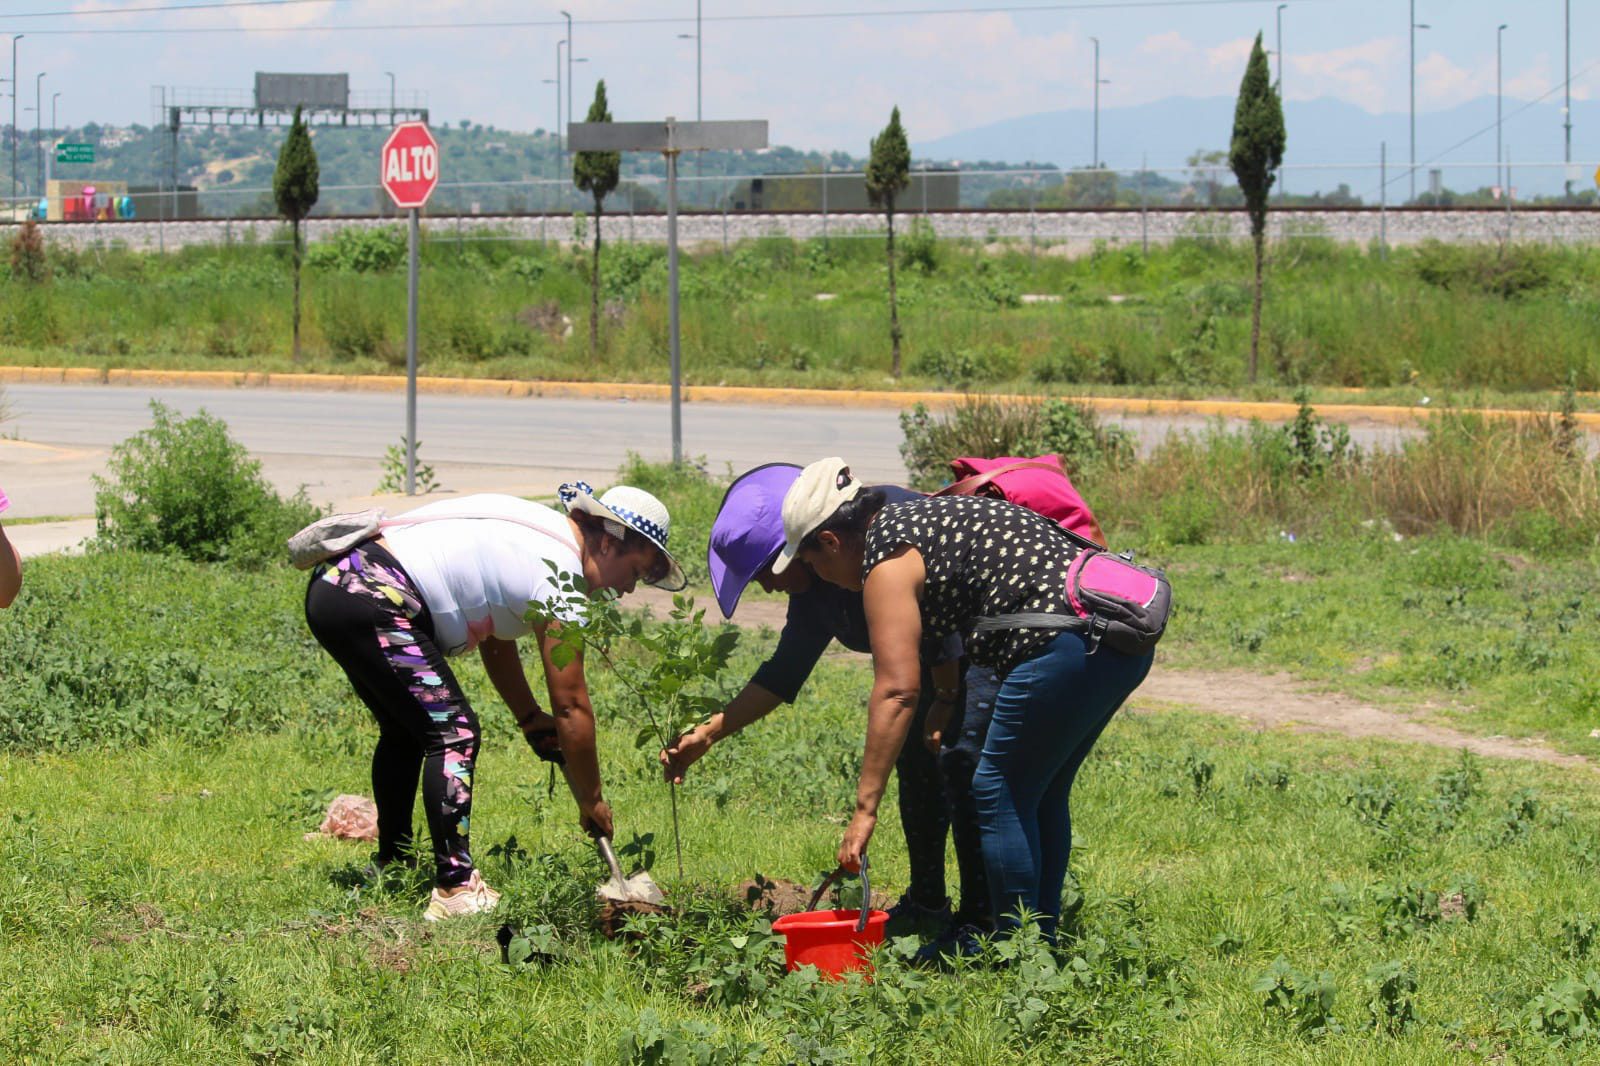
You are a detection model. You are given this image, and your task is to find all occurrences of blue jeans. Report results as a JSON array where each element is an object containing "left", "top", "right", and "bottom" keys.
[{"left": 972, "top": 632, "right": 1153, "bottom": 939}]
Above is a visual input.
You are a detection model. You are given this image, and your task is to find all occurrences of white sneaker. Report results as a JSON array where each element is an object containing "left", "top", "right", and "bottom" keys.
[{"left": 422, "top": 870, "right": 501, "bottom": 922}]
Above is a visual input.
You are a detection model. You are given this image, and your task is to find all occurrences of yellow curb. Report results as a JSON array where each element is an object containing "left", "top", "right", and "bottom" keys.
[{"left": 3, "top": 365, "right": 1595, "bottom": 430}]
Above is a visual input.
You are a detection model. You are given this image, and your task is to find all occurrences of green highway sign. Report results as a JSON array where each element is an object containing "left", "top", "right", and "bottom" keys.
[{"left": 55, "top": 143, "right": 94, "bottom": 165}]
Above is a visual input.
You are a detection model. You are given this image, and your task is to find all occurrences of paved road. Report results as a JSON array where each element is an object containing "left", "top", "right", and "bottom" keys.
[{"left": 0, "top": 381, "right": 1420, "bottom": 532}]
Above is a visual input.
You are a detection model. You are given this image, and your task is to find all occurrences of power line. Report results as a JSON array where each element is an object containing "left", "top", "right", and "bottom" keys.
[
  {"left": 1369, "top": 54, "right": 1600, "bottom": 199},
  {"left": 5, "top": 0, "right": 1334, "bottom": 37},
  {"left": 4, "top": 0, "right": 346, "bottom": 18}
]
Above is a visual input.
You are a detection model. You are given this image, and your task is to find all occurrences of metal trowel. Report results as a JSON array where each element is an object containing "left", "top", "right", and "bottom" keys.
[{"left": 595, "top": 835, "right": 667, "bottom": 906}]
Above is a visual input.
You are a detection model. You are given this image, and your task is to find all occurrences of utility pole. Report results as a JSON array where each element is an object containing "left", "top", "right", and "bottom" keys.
[
  {"left": 556, "top": 39, "right": 566, "bottom": 160},
  {"left": 1090, "top": 36, "right": 1101, "bottom": 168},
  {"left": 1564, "top": 0, "right": 1573, "bottom": 201},
  {"left": 8, "top": 35, "right": 20, "bottom": 205},
  {"left": 34, "top": 71, "right": 45, "bottom": 197},
  {"left": 1409, "top": 4, "right": 1430, "bottom": 202},
  {"left": 1497, "top": 23, "right": 1507, "bottom": 195},
  {"left": 1276, "top": 3, "right": 1287, "bottom": 197},
  {"left": 561, "top": 10, "right": 573, "bottom": 143}
]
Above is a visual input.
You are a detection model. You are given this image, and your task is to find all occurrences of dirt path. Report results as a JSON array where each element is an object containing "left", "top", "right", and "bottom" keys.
[
  {"left": 630, "top": 588, "right": 1590, "bottom": 770},
  {"left": 1130, "top": 669, "right": 1590, "bottom": 770}
]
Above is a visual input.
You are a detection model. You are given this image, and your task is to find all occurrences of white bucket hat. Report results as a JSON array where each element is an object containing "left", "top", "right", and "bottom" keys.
[{"left": 558, "top": 481, "right": 688, "bottom": 591}]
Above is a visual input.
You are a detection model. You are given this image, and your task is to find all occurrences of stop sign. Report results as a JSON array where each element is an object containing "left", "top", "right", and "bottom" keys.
[{"left": 380, "top": 122, "right": 440, "bottom": 210}]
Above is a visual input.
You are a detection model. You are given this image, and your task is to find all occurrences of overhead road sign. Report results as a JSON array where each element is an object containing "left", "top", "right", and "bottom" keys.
[
  {"left": 55, "top": 143, "right": 93, "bottom": 164},
  {"left": 567, "top": 118, "right": 769, "bottom": 466}
]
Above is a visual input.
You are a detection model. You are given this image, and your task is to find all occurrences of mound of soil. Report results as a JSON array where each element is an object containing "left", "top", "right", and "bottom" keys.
[
  {"left": 736, "top": 876, "right": 815, "bottom": 917},
  {"left": 597, "top": 899, "right": 670, "bottom": 939}
]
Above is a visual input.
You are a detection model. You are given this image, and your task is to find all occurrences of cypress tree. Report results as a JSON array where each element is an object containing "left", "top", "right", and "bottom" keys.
[
  {"left": 573, "top": 81, "right": 621, "bottom": 357},
  {"left": 1229, "top": 32, "right": 1286, "bottom": 383},
  {"left": 273, "top": 105, "right": 320, "bottom": 362},
  {"left": 866, "top": 107, "right": 912, "bottom": 377}
]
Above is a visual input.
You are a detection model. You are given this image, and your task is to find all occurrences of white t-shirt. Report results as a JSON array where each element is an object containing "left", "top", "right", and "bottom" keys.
[{"left": 382, "top": 494, "right": 588, "bottom": 656}]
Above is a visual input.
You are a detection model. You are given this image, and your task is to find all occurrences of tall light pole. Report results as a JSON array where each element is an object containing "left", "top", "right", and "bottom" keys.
[
  {"left": 561, "top": 10, "right": 573, "bottom": 141},
  {"left": 555, "top": 38, "right": 566, "bottom": 159},
  {"left": 543, "top": 77, "right": 559, "bottom": 183},
  {"left": 1090, "top": 36, "right": 1101, "bottom": 168},
  {"left": 10, "top": 34, "right": 22, "bottom": 203},
  {"left": 50, "top": 90, "right": 58, "bottom": 134},
  {"left": 384, "top": 70, "right": 395, "bottom": 113},
  {"left": 1564, "top": 0, "right": 1572, "bottom": 200},
  {"left": 1275, "top": 4, "right": 1286, "bottom": 88},
  {"left": 1496, "top": 23, "right": 1507, "bottom": 196},
  {"left": 34, "top": 71, "right": 45, "bottom": 196},
  {"left": 1276, "top": 3, "right": 1287, "bottom": 197},
  {"left": 1410, "top": 5, "right": 1429, "bottom": 201}
]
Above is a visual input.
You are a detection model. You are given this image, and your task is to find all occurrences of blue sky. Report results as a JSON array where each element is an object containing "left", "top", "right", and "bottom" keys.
[{"left": 1, "top": 1, "right": 1591, "bottom": 155}]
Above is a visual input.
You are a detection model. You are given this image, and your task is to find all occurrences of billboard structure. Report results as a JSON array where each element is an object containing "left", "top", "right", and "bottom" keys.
[
  {"left": 147, "top": 74, "right": 429, "bottom": 223},
  {"left": 255, "top": 73, "right": 349, "bottom": 112}
]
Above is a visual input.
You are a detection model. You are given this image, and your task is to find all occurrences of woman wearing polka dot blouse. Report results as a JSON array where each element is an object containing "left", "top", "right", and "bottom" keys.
[{"left": 774, "top": 457, "right": 1154, "bottom": 946}]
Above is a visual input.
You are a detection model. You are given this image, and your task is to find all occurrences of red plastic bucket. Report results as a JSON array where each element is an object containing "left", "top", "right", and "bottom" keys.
[{"left": 772, "top": 908, "right": 890, "bottom": 979}]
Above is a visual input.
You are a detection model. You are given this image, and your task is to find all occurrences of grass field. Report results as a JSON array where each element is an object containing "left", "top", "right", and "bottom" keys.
[
  {"left": 4, "top": 500, "right": 1600, "bottom": 1061},
  {"left": 3, "top": 227, "right": 1599, "bottom": 405}
]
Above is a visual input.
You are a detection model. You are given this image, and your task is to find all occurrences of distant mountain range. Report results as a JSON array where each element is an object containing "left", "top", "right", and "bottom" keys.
[{"left": 916, "top": 95, "right": 1599, "bottom": 198}]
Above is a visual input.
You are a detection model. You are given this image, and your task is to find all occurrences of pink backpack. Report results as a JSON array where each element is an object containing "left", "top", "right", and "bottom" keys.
[
  {"left": 940, "top": 455, "right": 1170, "bottom": 656},
  {"left": 936, "top": 455, "right": 1105, "bottom": 546}
]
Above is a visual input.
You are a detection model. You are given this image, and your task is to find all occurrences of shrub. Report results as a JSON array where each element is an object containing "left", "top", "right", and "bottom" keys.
[
  {"left": 92, "top": 401, "right": 321, "bottom": 565},
  {"left": 8, "top": 218, "right": 49, "bottom": 283},
  {"left": 305, "top": 225, "right": 406, "bottom": 273},
  {"left": 1412, "top": 241, "right": 1558, "bottom": 299},
  {"left": 899, "top": 396, "right": 1133, "bottom": 491},
  {"left": 908, "top": 345, "right": 1017, "bottom": 384},
  {"left": 899, "top": 217, "right": 939, "bottom": 275}
]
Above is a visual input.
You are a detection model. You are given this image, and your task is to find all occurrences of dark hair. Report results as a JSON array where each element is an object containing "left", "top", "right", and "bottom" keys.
[{"left": 799, "top": 487, "right": 887, "bottom": 553}]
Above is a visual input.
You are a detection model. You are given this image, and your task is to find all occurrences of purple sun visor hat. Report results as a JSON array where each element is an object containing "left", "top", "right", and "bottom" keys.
[{"left": 708, "top": 463, "right": 804, "bottom": 619}]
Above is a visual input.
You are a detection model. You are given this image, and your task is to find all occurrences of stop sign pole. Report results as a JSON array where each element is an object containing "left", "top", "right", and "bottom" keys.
[{"left": 380, "top": 122, "right": 441, "bottom": 494}]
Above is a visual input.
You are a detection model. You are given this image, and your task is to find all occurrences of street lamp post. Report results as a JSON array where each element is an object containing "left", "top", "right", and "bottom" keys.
[
  {"left": 1090, "top": 36, "right": 1103, "bottom": 168},
  {"left": 1276, "top": 3, "right": 1287, "bottom": 196},
  {"left": 1410, "top": 4, "right": 1429, "bottom": 202},
  {"left": 9, "top": 34, "right": 21, "bottom": 205},
  {"left": 555, "top": 39, "right": 566, "bottom": 159},
  {"left": 1496, "top": 23, "right": 1507, "bottom": 196},
  {"left": 384, "top": 71, "right": 395, "bottom": 113},
  {"left": 34, "top": 71, "right": 45, "bottom": 196},
  {"left": 1564, "top": 0, "right": 1572, "bottom": 200},
  {"left": 1275, "top": 4, "right": 1286, "bottom": 88},
  {"left": 561, "top": 10, "right": 573, "bottom": 142}
]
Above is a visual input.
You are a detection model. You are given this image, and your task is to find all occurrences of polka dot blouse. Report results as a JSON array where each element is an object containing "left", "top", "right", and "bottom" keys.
[{"left": 863, "top": 495, "right": 1086, "bottom": 676}]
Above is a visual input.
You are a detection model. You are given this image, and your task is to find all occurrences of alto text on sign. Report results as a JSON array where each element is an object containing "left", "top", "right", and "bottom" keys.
[{"left": 380, "top": 122, "right": 440, "bottom": 210}]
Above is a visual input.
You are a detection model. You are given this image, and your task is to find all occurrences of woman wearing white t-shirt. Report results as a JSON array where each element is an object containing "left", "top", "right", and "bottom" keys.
[{"left": 304, "top": 481, "right": 685, "bottom": 921}]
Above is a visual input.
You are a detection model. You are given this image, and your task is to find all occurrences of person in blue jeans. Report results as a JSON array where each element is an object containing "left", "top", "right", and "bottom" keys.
[
  {"left": 661, "top": 464, "right": 981, "bottom": 935},
  {"left": 778, "top": 458, "right": 1153, "bottom": 947}
]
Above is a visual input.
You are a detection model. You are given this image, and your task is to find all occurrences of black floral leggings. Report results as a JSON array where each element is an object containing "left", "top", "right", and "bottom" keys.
[{"left": 304, "top": 541, "right": 480, "bottom": 889}]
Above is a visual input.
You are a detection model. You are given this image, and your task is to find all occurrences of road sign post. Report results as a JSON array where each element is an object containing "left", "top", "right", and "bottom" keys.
[
  {"left": 569, "top": 118, "right": 768, "bottom": 465},
  {"left": 380, "top": 122, "right": 440, "bottom": 495}
]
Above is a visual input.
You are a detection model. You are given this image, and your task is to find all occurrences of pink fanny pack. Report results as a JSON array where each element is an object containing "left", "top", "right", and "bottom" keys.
[{"left": 971, "top": 526, "right": 1171, "bottom": 656}]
